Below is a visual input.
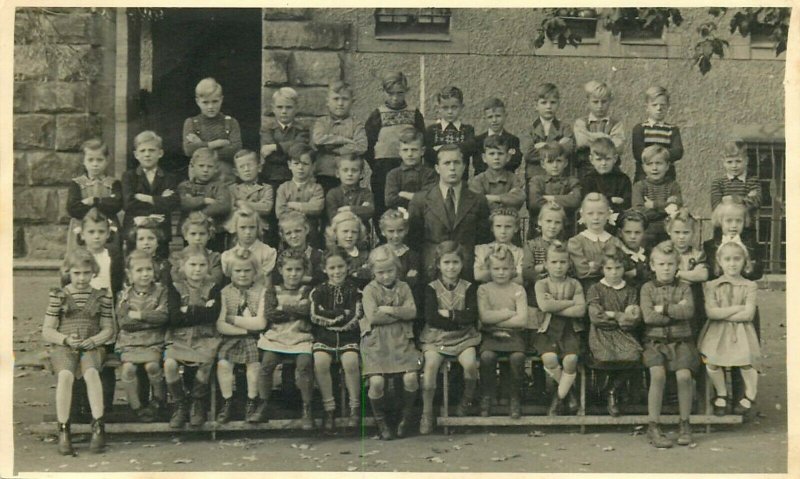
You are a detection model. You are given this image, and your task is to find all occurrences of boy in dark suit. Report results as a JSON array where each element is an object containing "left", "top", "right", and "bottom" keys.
[
  {"left": 409, "top": 144, "right": 491, "bottom": 282},
  {"left": 423, "top": 86, "right": 479, "bottom": 178},
  {"left": 522, "top": 83, "right": 575, "bottom": 181}
]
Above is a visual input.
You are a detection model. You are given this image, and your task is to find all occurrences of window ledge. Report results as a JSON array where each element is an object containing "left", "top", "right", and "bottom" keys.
[{"left": 375, "top": 33, "right": 451, "bottom": 42}]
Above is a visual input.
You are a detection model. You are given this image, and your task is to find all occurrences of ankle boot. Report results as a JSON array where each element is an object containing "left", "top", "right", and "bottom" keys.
[
  {"left": 216, "top": 398, "right": 233, "bottom": 424},
  {"left": 369, "top": 396, "right": 394, "bottom": 440},
  {"left": 244, "top": 398, "right": 260, "bottom": 423},
  {"left": 167, "top": 381, "right": 188, "bottom": 429},
  {"left": 509, "top": 395, "right": 522, "bottom": 419},
  {"left": 566, "top": 389, "right": 580, "bottom": 415},
  {"left": 323, "top": 410, "right": 336, "bottom": 435},
  {"left": 347, "top": 405, "right": 360, "bottom": 428},
  {"left": 396, "top": 389, "right": 418, "bottom": 438},
  {"left": 454, "top": 379, "right": 477, "bottom": 417},
  {"left": 89, "top": 418, "right": 106, "bottom": 453},
  {"left": 57, "top": 422, "right": 74, "bottom": 456},
  {"left": 548, "top": 391, "right": 563, "bottom": 416},
  {"left": 676, "top": 419, "right": 693, "bottom": 446},
  {"left": 606, "top": 388, "right": 620, "bottom": 417},
  {"left": 300, "top": 403, "right": 314, "bottom": 431},
  {"left": 419, "top": 410, "right": 435, "bottom": 435},
  {"left": 647, "top": 422, "right": 674, "bottom": 449},
  {"left": 480, "top": 396, "right": 492, "bottom": 417},
  {"left": 189, "top": 381, "right": 209, "bottom": 427},
  {"left": 249, "top": 398, "right": 268, "bottom": 423}
]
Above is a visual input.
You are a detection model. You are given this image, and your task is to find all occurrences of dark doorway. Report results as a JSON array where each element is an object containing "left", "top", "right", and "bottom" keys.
[{"left": 129, "top": 8, "right": 262, "bottom": 175}]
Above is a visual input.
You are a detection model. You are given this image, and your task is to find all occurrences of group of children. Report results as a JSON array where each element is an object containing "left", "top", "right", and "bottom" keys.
[{"left": 45, "top": 72, "right": 764, "bottom": 455}]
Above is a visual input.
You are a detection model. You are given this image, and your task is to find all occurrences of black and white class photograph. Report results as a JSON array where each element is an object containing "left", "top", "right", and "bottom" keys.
[{"left": 6, "top": 5, "right": 792, "bottom": 476}]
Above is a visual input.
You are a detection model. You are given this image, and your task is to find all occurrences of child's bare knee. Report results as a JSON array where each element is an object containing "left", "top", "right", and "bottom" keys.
[
  {"left": 57, "top": 370, "right": 75, "bottom": 384},
  {"left": 144, "top": 362, "right": 161, "bottom": 376},
  {"left": 541, "top": 353, "right": 559, "bottom": 370},
  {"left": 649, "top": 366, "right": 667, "bottom": 384},
  {"left": 675, "top": 369, "right": 693, "bottom": 384},
  {"left": 403, "top": 372, "right": 419, "bottom": 390},
  {"left": 121, "top": 362, "right": 137, "bottom": 380},
  {"left": 368, "top": 375, "right": 384, "bottom": 393}
]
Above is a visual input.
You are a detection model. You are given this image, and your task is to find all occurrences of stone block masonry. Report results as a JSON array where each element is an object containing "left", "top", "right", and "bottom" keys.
[{"left": 13, "top": 8, "right": 111, "bottom": 260}]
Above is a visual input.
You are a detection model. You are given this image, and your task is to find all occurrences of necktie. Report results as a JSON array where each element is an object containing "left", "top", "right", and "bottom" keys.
[{"left": 446, "top": 187, "right": 456, "bottom": 223}]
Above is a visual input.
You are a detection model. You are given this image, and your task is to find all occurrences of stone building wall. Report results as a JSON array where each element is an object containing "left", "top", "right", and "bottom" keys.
[{"left": 13, "top": 8, "right": 117, "bottom": 260}]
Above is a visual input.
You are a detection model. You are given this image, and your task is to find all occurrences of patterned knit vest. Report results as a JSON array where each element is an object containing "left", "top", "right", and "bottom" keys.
[
  {"left": 375, "top": 104, "right": 418, "bottom": 159},
  {"left": 56, "top": 288, "right": 104, "bottom": 339},
  {"left": 430, "top": 279, "right": 470, "bottom": 311}
]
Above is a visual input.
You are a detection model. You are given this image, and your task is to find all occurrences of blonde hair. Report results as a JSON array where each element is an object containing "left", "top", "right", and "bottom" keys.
[
  {"left": 368, "top": 244, "right": 400, "bottom": 271},
  {"left": 221, "top": 246, "right": 261, "bottom": 277},
  {"left": 711, "top": 197, "right": 748, "bottom": 228},
  {"left": 650, "top": 240, "right": 680, "bottom": 264},
  {"left": 645, "top": 86, "right": 670, "bottom": 103},
  {"left": 181, "top": 211, "right": 215, "bottom": 237},
  {"left": 715, "top": 241, "right": 752, "bottom": 276},
  {"left": 484, "top": 244, "right": 517, "bottom": 279},
  {"left": 230, "top": 207, "right": 263, "bottom": 237},
  {"left": 379, "top": 208, "right": 409, "bottom": 232},
  {"left": 195, "top": 77, "right": 222, "bottom": 98},
  {"left": 642, "top": 145, "right": 670, "bottom": 165},
  {"left": 721, "top": 139, "right": 747, "bottom": 158},
  {"left": 62, "top": 248, "right": 100, "bottom": 276},
  {"left": 133, "top": 130, "right": 163, "bottom": 149},
  {"left": 580, "top": 192, "right": 611, "bottom": 212},
  {"left": 190, "top": 147, "right": 218, "bottom": 165},
  {"left": 665, "top": 208, "right": 696, "bottom": 234},
  {"left": 584, "top": 80, "right": 612, "bottom": 100},
  {"left": 325, "top": 211, "right": 366, "bottom": 250},
  {"left": 272, "top": 87, "right": 299, "bottom": 104}
]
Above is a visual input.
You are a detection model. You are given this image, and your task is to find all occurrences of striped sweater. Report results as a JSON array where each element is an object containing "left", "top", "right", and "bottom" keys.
[{"left": 710, "top": 175, "right": 762, "bottom": 227}]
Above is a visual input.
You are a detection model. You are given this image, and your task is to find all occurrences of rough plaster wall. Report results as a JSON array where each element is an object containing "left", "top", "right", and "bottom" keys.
[{"left": 313, "top": 8, "right": 785, "bottom": 219}]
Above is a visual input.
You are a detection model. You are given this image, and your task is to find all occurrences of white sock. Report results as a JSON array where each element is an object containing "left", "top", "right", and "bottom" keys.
[
  {"left": 558, "top": 372, "right": 576, "bottom": 399},
  {"left": 544, "top": 365, "right": 563, "bottom": 384},
  {"left": 84, "top": 369, "right": 105, "bottom": 419},
  {"left": 740, "top": 368, "right": 758, "bottom": 405},
  {"left": 706, "top": 366, "right": 727, "bottom": 406}
]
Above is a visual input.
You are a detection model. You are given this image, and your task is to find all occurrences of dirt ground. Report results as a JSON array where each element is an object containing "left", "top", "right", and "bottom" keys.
[{"left": 11, "top": 274, "right": 788, "bottom": 475}]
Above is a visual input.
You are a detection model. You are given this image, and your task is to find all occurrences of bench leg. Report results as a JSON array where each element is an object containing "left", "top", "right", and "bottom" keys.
[
  {"left": 339, "top": 363, "right": 347, "bottom": 432},
  {"left": 210, "top": 367, "right": 217, "bottom": 440},
  {"left": 579, "top": 365, "right": 586, "bottom": 434},
  {"left": 442, "top": 361, "right": 449, "bottom": 435},
  {"left": 704, "top": 367, "right": 714, "bottom": 434}
]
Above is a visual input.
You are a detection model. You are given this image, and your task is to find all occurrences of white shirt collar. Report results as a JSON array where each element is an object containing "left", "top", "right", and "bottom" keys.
[
  {"left": 277, "top": 120, "right": 293, "bottom": 130},
  {"left": 601, "top": 278, "right": 627, "bottom": 290},
  {"left": 726, "top": 172, "right": 747, "bottom": 181},
  {"left": 487, "top": 128, "right": 503, "bottom": 137},
  {"left": 346, "top": 246, "right": 360, "bottom": 258},
  {"left": 438, "top": 119, "right": 462, "bottom": 131},
  {"left": 292, "top": 179, "right": 309, "bottom": 188},
  {"left": 579, "top": 229, "right": 612, "bottom": 242},
  {"left": 644, "top": 118, "right": 668, "bottom": 127}
]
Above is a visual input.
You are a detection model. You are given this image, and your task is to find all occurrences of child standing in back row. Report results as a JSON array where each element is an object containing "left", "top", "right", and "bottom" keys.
[
  {"left": 468, "top": 135, "right": 525, "bottom": 212},
  {"left": 424, "top": 86, "right": 479, "bottom": 177},
  {"left": 574, "top": 81, "right": 625, "bottom": 179},
  {"left": 275, "top": 143, "right": 326, "bottom": 247},
  {"left": 182, "top": 78, "right": 242, "bottom": 181},
  {"left": 474, "top": 98, "right": 522, "bottom": 175},
  {"left": 365, "top": 72, "right": 427, "bottom": 219},
  {"left": 632, "top": 145, "right": 682, "bottom": 245},
  {"left": 523, "top": 83, "right": 574, "bottom": 181},
  {"left": 631, "top": 86, "right": 683, "bottom": 181},
  {"left": 178, "top": 148, "right": 232, "bottom": 252}
]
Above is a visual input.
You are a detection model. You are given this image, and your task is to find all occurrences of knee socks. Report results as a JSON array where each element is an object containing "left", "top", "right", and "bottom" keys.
[
  {"left": 558, "top": 371, "right": 576, "bottom": 399},
  {"left": 706, "top": 366, "right": 727, "bottom": 405},
  {"left": 740, "top": 367, "right": 758, "bottom": 403}
]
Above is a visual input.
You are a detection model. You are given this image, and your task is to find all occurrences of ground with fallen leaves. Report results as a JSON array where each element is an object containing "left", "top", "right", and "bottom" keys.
[{"left": 12, "top": 275, "right": 787, "bottom": 474}]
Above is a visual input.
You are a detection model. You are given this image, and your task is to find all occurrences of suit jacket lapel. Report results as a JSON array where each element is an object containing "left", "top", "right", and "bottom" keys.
[
  {"left": 453, "top": 189, "right": 476, "bottom": 229},
  {"left": 547, "top": 119, "right": 562, "bottom": 141},
  {"left": 426, "top": 187, "right": 450, "bottom": 229},
  {"left": 531, "top": 119, "right": 545, "bottom": 141}
]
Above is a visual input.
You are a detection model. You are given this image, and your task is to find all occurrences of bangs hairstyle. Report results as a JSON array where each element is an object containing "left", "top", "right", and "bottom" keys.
[
  {"left": 278, "top": 247, "right": 308, "bottom": 270},
  {"left": 80, "top": 207, "right": 111, "bottom": 230},
  {"left": 588, "top": 136, "right": 617, "bottom": 157},
  {"left": 398, "top": 127, "right": 424, "bottom": 145},
  {"left": 230, "top": 207, "right": 263, "bottom": 235},
  {"left": 335, "top": 154, "right": 364, "bottom": 171},
  {"left": 482, "top": 97, "right": 505, "bottom": 112},
  {"left": 181, "top": 245, "right": 210, "bottom": 265},
  {"left": 665, "top": 207, "right": 696, "bottom": 233},
  {"left": 484, "top": 244, "right": 517, "bottom": 277},
  {"left": 328, "top": 80, "right": 354, "bottom": 97},
  {"left": 62, "top": 247, "right": 100, "bottom": 276},
  {"left": 644, "top": 86, "right": 670, "bottom": 103},
  {"left": 715, "top": 241, "right": 752, "bottom": 276},
  {"left": 650, "top": 240, "right": 680, "bottom": 263},
  {"left": 221, "top": 247, "right": 261, "bottom": 277},
  {"left": 325, "top": 211, "right": 367, "bottom": 250},
  {"left": 581, "top": 192, "right": 611, "bottom": 211},
  {"left": 534, "top": 82, "right": 560, "bottom": 100},
  {"left": 288, "top": 142, "right": 315, "bottom": 162},
  {"left": 323, "top": 246, "right": 351, "bottom": 266},
  {"left": 127, "top": 219, "right": 165, "bottom": 246},
  {"left": 490, "top": 207, "right": 519, "bottom": 224},
  {"left": 434, "top": 240, "right": 466, "bottom": 269},
  {"left": 181, "top": 210, "right": 216, "bottom": 237},
  {"left": 584, "top": 80, "right": 611, "bottom": 100},
  {"left": 272, "top": 87, "right": 298, "bottom": 104},
  {"left": 190, "top": 147, "right": 218, "bottom": 164},
  {"left": 538, "top": 141, "right": 564, "bottom": 161},
  {"left": 382, "top": 71, "right": 409, "bottom": 92},
  {"left": 436, "top": 86, "right": 464, "bottom": 104},
  {"left": 618, "top": 209, "right": 649, "bottom": 231},
  {"left": 125, "top": 249, "right": 155, "bottom": 270},
  {"left": 483, "top": 134, "right": 510, "bottom": 151},
  {"left": 538, "top": 201, "right": 567, "bottom": 221},
  {"left": 278, "top": 210, "right": 310, "bottom": 232},
  {"left": 81, "top": 138, "right": 109, "bottom": 157},
  {"left": 368, "top": 244, "right": 400, "bottom": 271},
  {"left": 642, "top": 144, "right": 671, "bottom": 165},
  {"left": 133, "top": 130, "right": 163, "bottom": 149},
  {"left": 233, "top": 149, "right": 261, "bottom": 166},
  {"left": 721, "top": 139, "right": 747, "bottom": 158},
  {"left": 545, "top": 240, "right": 569, "bottom": 260},
  {"left": 710, "top": 197, "right": 749, "bottom": 228},
  {"left": 601, "top": 242, "right": 627, "bottom": 265},
  {"left": 195, "top": 77, "right": 222, "bottom": 97},
  {"left": 379, "top": 208, "right": 409, "bottom": 231}
]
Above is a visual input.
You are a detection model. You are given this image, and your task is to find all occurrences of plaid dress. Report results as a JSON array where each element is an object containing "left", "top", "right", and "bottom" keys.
[{"left": 217, "top": 284, "right": 265, "bottom": 364}]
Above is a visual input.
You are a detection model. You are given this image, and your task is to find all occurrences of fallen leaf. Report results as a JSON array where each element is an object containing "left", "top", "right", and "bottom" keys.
[
  {"left": 59, "top": 464, "right": 67, "bottom": 468},
  {"left": 129, "top": 459, "right": 139, "bottom": 464},
  {"left": 602, "top": 446, "right": 615, "bottom": 452},
  {"left": 775, "top": 404, "right": 782, "bottom": 410},
  {"left": 152, "top": 461, "right": 162, "bottom": 466},
  {"left": 710, "top": 448, "right": 723, "bottom": 452},
  {"left": 339, "top": 450, "right": 351, "bottom": 455},
  {"left": 15, "top": 372, "right": 29, "bottom": 378},
  {"left": 375, "top": 459, "right": 388, "bottom": 465},
  {"left": 460, "top": 466, "right": 469, "bottom": 470},
  {"left": 581, "top": 461, "right": 591, "bottom": 465},
  {"left": 360, "top": 450, "right": 380, "bottom": 457},
  {"left": 453, "top": 445, "right": 462, "bottom": 450},
  {"left": 88, "top": 463, "right": 97, "bottom": 468},
  {"left": 173, "top": 458, "right": 193, "bottom": 464},
  {"left": 688, "top": 443, "right": 698, "bottom": 449},
  {"left": 100, "top": 461, "right": 110, "bottom": 465},
  {"left": 429, "top": 456, "right": 445, "bottom": 463},
  {"left": 242, "top": 455, "right": 257, "bottom": 462},
  {"left": 299, "top": 444, "right": 310, "bottom": 450},
  {"left": 347, "top": 466, "right": 357, "bottom": 471}
]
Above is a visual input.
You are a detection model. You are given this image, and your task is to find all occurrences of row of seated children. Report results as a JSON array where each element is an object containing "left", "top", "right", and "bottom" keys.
[{"left": 49, "top": 170, "right": 761, "bottom": 454}]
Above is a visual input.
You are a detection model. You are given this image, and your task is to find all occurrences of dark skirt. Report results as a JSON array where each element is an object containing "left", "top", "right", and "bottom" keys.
[
  {"left": 480, "top": 328, "right": 527, "bottom": 353},
  {"left": 218, "top": 336, "right": 260, "bottom": 364},
  {"left": 530, "top": 316, "right": 581, "bottom": 356}
]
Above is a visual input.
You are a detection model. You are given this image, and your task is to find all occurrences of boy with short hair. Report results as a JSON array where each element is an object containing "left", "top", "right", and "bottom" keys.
[
  {"left": 468, "top": 135, "right": 525, "bottom": 211},
  {"left": 178, "top": 148, "right": 232, "bottom": 252},
  {"left": 632, "top": 86, "right": 683, "bottom": 181},
  {"left": 227, "top": 149, "right": 274, "bottom": 240},
  {"left": 632, "top": 145, "right": 683, "bottom": 245},
  {"left": 260, "top": 87, "right": 310, "bottom": 191},
  {"left": 710, "top": 140, "right": 761, "bottom": 230},
  {"left": 275, "top": 143, "right": 325, "bottom": 247},
  {"left": 311, "top": 81, "right": 368, "bottom": 195},
  {"left": 523, "top": 83, "right": 574, "bottom": 181},
  {"left": 474, "top": 98, "right": 522, "bottom": 175},
  {"left": 408, "top": 144, "right": 491, "bottom": 282},
  {"left": 528, "top": 141, "right": 581, "bottom": 237},
  {"left": 424, "top": 86, "right": 479, "bottom": 177},
  {"left": 122, "top": 130, "right": 180, "bottom": 257},
  {"left": 384, "top": 128, "right": 438, "bottom": 211},
  {"left": 580, "top": 137, "right": 632, "bottom": 218},
  {"left": 182, "top": 78, "right": 242, "bottom": 181},
  {"left": 325, "top": 155, "right": 375, "bottom": 226},
  {"left": 573, "top": 81, "right": 625, "bottom": 179}
]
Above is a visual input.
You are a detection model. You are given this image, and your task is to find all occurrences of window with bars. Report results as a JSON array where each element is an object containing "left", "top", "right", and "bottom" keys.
[
  {"left": 374, "top": 8, "right": 451, "bottom": 40},
  {"left": 745, "top": 141, "right": 785, "bottom": 274}
]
